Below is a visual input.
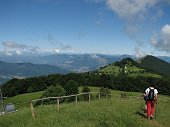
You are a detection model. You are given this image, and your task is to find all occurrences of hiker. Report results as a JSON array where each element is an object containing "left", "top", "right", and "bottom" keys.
[{"left": 144, "top": 84, "right": 158, "bottom": 120}]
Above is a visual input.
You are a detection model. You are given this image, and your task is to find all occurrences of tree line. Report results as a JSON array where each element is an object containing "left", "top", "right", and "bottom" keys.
[
  {"left": 1, "top": 72, "right": 170, "bottom": 97},
  {"left": 35, "top": 82, "right": 111, "bottom": 106}
]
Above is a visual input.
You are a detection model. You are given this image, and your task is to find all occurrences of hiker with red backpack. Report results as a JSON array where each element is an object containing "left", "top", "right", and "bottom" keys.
[{"left": 144, "top": 84, "right": 158, "bottom": 120}]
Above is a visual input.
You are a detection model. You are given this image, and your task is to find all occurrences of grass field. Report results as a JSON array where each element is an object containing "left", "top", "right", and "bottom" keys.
[
  {"left": 99, "top": 65, "right": 121, "bottom": 75},
  {"left": 99, "top": 64, "right": 161, "bottom": 78},
  {"left": 1, "top": 88, "right": 170, "bottom": 127},
  {"left": 3, "top": 91, "right": 43, "bottom": 109}
]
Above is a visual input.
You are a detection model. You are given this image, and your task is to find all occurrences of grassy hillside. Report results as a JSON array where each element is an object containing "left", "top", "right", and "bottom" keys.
[
  {"left": 3, "top": 91, "right": 43, "bottom": 109},
  {"left": 140, "top": 55, "right": 170, "bottom": 77},
  {"left": 1, "top": 88, "right": 170, "bottom": 127},
  {"left": 3, "top": 87, "right": 99, "bottom": 109},
  {"left": 98, "top": 58, "right": 161, "bottom": 78}
]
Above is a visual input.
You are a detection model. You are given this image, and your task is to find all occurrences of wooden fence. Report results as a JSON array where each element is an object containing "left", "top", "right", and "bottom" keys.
[
  {"left": 30, "top": 92, "right": 137, "bottom": 119},
  {"left": 30, "top": 92, "right": 108, "bottom": 119}
]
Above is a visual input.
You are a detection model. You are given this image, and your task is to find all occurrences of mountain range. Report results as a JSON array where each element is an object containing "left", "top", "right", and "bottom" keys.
[
  {"left": 0, "top": 53, "right": 170, "bottom": 84},
  {"left": 0, "top": 54, "right": 135, "bottom": 72},
  {"left": 0, "top": 61, "right": 70, "bottom": 84}
]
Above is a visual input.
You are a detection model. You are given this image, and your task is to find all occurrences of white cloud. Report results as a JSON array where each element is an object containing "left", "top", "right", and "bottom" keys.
[
  {"left": 37, "top": 48, "right": 60, "bottom": 54},
  {"left": 16, "top": 50, "right": 22, "bottom": 55},
  {"left": 1, "top": 41, "right": 62, "bottom": 55},
  {"left": 2, "top": 41, "right": 27, "bottom": 49},
  {"left": 1, "top": 41, "right": 74, "bottom": 56},
  {"left": 106, "top": 0, "right": 158, "bottom": 20},
  {"left": 105, "top": 0, "right": 170, "bottom": 56},
  {"left": 2, "top": 41, "right": 27, "bottom": 55},
  {"left": 135, "top": 48, "right": 146, "bottom": 58},
  {"left": 150, "top": 24, "right": 170, "bottom": 52}
]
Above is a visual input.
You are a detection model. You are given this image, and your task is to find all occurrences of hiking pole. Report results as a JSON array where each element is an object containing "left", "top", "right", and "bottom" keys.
[
  {"left": 155, "top": 101, "right": 157, "bottom": 119},
  {"left": 140, "top": 95, "right": 143, "bottom": 111}
]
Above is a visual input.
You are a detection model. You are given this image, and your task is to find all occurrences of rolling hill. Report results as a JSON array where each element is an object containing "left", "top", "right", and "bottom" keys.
[
  {"left": 0, "top": 61, "right": 70, "bottom": 84},
  {"left": 98, "top": 58, "right": 162, "bottom": 78}
]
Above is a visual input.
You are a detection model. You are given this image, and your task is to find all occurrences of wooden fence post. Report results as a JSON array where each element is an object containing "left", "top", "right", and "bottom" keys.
[
  {"left": 99, "top": 93, "right": 100, "bottom": 100},
  {"left": 57, "top": 98, "right": 60, "bottom": 111},
  {"left": 30, "top": 101, "right": 36, "bottom": 119},
  {"left": 89, "top": 93, "right": 90, "bottom": 102},
  {"left": 75, "top": 94, "right": 77, "bottom": 104}
]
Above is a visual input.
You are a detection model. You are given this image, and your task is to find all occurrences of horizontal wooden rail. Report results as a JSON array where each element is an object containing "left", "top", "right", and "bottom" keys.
[
  {"left": 30, "top": 91, "right": 141, "bottom": 119},
  {"left": 31, "top": 92, "right": 99, "bottom": 102}
]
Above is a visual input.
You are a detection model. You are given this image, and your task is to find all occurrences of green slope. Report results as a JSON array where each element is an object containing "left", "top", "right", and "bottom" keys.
[
  {"left": 1, "top": 88, "right": 170, "bottom": 127},
  {"left": 98, "top": 58, "right": 161, "bottom": 78},
  {"left": 140, "top": 55, "right": 170, "bottom": 77},
  {"left": 3, "top": 91, "right": 43, "bottom": 109}
]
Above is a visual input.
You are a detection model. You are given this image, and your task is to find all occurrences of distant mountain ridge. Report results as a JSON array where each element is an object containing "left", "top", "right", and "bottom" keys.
[
  {"left": 0, "top": 54, "right": 170, "bottom": 84},
  {"left": 0, "top": 61, "right": 70, "bottom": 84},
  {"left": 0, "top": 54, "right": 130, "bottom": 72},
  {"left": 0, "top": 53, "right": 169, "bottom": 72},
  {"left": 0, "top": 54, "right": 135, "bottom": 84}
]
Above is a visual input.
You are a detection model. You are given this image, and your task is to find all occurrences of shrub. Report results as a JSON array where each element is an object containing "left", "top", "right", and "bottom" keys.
[
  {"left": 99, "top": 87, "right": 111, "bottom": 98},
  {"left": 36, "top": 85, "right": 66, "bottom": 105},
  {"left": 82, "top": 86, "right": 91, "bottom": 101},
  {"left": 64, "top": 80, "right": 79, "bottom": 102}
]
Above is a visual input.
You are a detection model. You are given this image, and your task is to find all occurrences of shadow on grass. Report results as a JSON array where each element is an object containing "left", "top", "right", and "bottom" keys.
[
  {"left": 135, "top": 111, "right": 147, "bottom": 119},
  {"left": 97, "top": 122, "right": 110, "bottom": 127}
]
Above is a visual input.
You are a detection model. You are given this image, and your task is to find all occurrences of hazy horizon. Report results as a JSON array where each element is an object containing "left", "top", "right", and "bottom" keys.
[{"left": 0, "top": 0, "right": 170, "bottom": 57}]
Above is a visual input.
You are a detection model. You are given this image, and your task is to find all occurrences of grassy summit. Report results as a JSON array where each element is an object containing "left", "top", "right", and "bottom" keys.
[{"left": 98, "top": 58, "right": 161, "bottom": 78}]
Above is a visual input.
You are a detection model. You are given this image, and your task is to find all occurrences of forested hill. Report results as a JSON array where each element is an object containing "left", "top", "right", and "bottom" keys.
[
  {"left": 140, "top": 55, "right": 170, "bottom": 77},
  {"left": 0, "top": 61, "right": 70, "bottom": 77}
]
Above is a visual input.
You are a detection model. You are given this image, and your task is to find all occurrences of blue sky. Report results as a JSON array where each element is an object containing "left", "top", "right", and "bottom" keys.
[{"left": 0, "top": 0, "right": 170, "bottom": 57}]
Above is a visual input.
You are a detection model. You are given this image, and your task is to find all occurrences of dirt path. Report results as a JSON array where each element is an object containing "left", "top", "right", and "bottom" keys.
[{"left": 149, "top": 120, "right": 166, "bottom": 127}]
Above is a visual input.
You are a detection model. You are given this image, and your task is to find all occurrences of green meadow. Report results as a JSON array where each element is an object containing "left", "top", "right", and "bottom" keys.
[
  {"left": 1, "top": 87, "right": 170, "bottom": 127},
  {"left": 99, "top": 64, "right": 161, "bottom": 78},
  {"left": 3, "top": 91, "right": 43, "bottom": 109}
]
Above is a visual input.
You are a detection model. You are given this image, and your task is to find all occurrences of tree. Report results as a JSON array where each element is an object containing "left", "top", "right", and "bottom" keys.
[
  {"left": 64, "top": 80, "right": 79, "bottom": 95},
  {"left": 64, "top": 80, "right": 79, "bottom": 102},
  {"left": 99, "top": 87, "right": 111, "bottom": 98},
  {"left": 82, "top": 86, "right": 91, "bottom": 101},
  {"left": 39, "top": 85, "right": 66, "bottom": 105}
]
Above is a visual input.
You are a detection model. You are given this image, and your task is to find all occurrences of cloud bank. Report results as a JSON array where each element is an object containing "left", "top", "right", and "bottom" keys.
[
  {"left": 106, "top": 0, "right": 158, "bottom": 20},
  {"left": 2, "top": 41, "right": 27, "bottom": 49},
  {"left": 105, "top": 0, "right": 170, "bottom": 57},
  {"left": 1, "top": 41, "right": 61, "bottom": 56},
  {"left": 150, "top": 24, "right": 170, "bottom": 53}
]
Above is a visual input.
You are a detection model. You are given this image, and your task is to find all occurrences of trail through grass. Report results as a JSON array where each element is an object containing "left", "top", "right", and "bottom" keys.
[
  {"left": 1, "top": 90, "right": 170, "bottom": 127},
  {"left": 0, "top": 98, "right": 146, "bottom": 127}
]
